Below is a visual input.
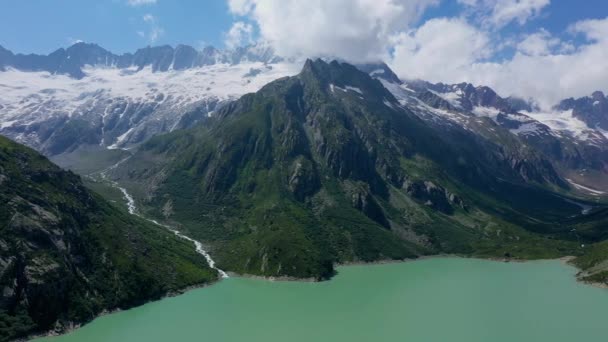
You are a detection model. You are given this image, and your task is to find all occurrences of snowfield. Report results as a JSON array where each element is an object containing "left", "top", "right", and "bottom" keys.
[{"left": 0, "top": 62, "right": 300, "bottom": 152}]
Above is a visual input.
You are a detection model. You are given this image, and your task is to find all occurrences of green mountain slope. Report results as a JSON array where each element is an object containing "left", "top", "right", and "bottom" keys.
[
  {"left": 0, "top": 136, "right": 218, "bottom": 341},
  {"left": 109, "top": 59, "right": 607, "bottom": 281}
]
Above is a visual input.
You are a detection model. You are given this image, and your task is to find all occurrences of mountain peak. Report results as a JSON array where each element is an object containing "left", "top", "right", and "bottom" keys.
[
  {"left": 67, "top": 41, "right": 100, "bottom": 49},
  {"left": 592, "top": 90, "right": 605, "bottom": 100},
  {"left": 356, "top": 62, "right": 402, "bottom": 84},
  {"left": 555, "top": 90, "right": 608, "bottom": 130},
  {"left": 299, "top": 59, "right": 395, "bottom": 102},
  {"left": 301, "top": 58, "right": 327, "bottom": 74}
]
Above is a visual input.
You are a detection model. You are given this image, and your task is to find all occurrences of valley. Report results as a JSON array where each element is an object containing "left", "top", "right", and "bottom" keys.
[{"left": 1, "top": 42, "right": 608, "bottom": 341}]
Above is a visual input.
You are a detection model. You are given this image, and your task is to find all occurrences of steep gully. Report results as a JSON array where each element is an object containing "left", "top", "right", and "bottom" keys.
[{"left": 98, "top": 156, "right": 229, "bottom": 278}]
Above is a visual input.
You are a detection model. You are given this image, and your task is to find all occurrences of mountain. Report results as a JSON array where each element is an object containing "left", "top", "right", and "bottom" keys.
[
  {"left": 0, "top": 43, "right": 297, "bottom": 160},
  {"left": 106, "top": 59, "right": 608, "bottom": 281},
  {"left": 556, "top": 91, "right": 608, "bottom": 131},
  {"left": 2, "top": 42, "right": 607, "bottom": 196},
  {"left": 0, "top": 135, "right": 217, "bottom": 341},
  {"left": 0, "top": 42, "right": 281, "bottom": 78},
  {"left": 375, "top": 74, "right": 608, "bottom": 194}
]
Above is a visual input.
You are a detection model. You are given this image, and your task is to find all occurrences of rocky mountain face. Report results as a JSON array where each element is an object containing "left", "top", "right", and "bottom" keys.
[
  {"left": 0, "top": 136, "right": 217, "bottom": 341},
  {"left": 108, "top": 59, "right": 605, "bottom": 281},
  {"left": 0, "top": 44, "right": 298, "bottom": 159},
  {"left": 556, "top": 91, "right": 608, "bottom": 131}
]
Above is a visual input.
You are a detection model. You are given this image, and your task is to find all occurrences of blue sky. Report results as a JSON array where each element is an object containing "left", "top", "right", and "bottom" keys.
[
  {"left": 0, "top": 0, "right": 234, "bottom": 53},
  {"left": 0, "top": 0, "right": 605, "bottom": 54}
]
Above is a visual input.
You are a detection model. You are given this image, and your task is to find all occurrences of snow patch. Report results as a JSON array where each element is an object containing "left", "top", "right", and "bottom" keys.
[
  {"left": 567, "top": 178, "right": 606, "bottom": 196},
  {"left": 510, "top": 122, "right": 542, "bottom": 135},
  {"left": 330, "top": 84, "right": 363, "bottom": 96},
  {"left": 383, "top": 99, "right": 396, "bottom": 110},
  {"left": 523, "top": 109, "right": 606, "bottom": 143},
  {"left": 370, "top": 69, "right": 385, "bottom": 76},
  {"left": 0, "top": 120, "right": 17, "bottom": 129},
  {"left": 345, "top": 86, "right": 363, "bottom": 95},
  {"left": 428, "top": 89, "right": 462, "bottom": 108},
  {"left": 108, "top": 127, "right": 135, "bottom": 150}
]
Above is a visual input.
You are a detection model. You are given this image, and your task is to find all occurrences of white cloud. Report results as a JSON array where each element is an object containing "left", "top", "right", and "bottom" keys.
[
  {"left": 224, "top": 21, "right": 254, "bottom": 49},
  {"left": 148, "top": 27, "right": 165, "bottom": 43},
  {"left": 516, "top": 29, "right": 560, "bottom": 56},
  {"left": 143, "top": 14, "right": 155, "bottom": 22},
  {"left": 389, "top": 17, "right": 608, "bottom": 109},
  {"left": 390, "top": 18, "right": 492, "bottom": 82},
  {"left": 491, "top": 0, "right": 550, "bottom": 27},
  {"left": 569, "top": 17, "right": 608, "bottom": 43},
  {"left": 227, "top": 0, "right": 439, "bottom": 62},
  {"left": 140, "top": 14, "right": 164, "bottom": 43},
  {"left": 459, "top": 0, "right": 550, "bottom": 28},
  {"left": 228, "top": 0, "right": 254, "bottom": 15},
  {"left": 225, "top": 1, "right": 605, "bottom": 107},
  {"left": 127, "top": 0, "right": 157, "bottom": 6}
]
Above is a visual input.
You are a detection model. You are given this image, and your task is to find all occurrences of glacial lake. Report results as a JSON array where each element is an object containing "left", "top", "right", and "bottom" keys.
[{"left": 38, "top": 258, "right": 608, "bottom": 342}]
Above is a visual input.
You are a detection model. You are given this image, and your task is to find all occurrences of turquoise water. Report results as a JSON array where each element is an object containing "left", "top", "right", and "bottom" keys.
[{"left": 38, "top": 258, "right": 608, "bottom": 342}]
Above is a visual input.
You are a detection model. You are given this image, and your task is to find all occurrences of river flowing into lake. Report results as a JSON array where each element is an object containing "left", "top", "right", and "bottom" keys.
[
  {"left": 38, "top": 258, "right": 608, "bottom": 342},
  {"left": 98, "top": 157, "right": 228, "bottom": 278}
]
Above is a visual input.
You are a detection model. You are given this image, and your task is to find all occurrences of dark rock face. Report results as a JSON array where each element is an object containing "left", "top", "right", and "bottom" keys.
[
  {"left": 403, "top": 180, "right": 465, "bottom": 214},
  {"left": 417, "top": 91, "right": 456, "bottom": 111},
  {"left": 344, "top": 182, "right": 391, "bottom": 228},
  {"left": 288, "top": 157, "right": 320, "bottom": 201},
  {"left": 172, "top": 45, "right": 199, "bottom": 70},
  {"left": 0, "top": 45, "right": 14, "bottom": 70},
  {"left": 505, "top": 96, "right": 538, "bottom": 112},
  {"left": 556, "top": 91, "right": 608, "bottom": 130}
]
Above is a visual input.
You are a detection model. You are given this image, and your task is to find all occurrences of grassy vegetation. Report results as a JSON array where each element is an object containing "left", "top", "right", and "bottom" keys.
[{"left": 0, "top": 135, "right": 217, "bottom": 341}]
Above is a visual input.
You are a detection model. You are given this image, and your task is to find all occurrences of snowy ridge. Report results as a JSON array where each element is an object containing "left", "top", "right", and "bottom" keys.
[
  {"left": 0, "top": 62, "right": 300, "bottom": 153},
  {"left": 377, "top": 75, "right": 608, "bottom": 148}
]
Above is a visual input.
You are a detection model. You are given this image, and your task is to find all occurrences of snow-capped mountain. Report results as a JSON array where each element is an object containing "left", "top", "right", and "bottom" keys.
[
  {"left": 0, "top": 42, "right": 282, "bottom": 78},
  {"left": 555, "top": 91, "right": 608, "bottom": 131},
  {"left": 0, "top": 43, "right": 606, "bottom": 193},
  {"left": 0, "top": 43, "right": 299, "bottom": 154},
  {"left": 366, "top": 64, "right": 608, "bottom": 194}
]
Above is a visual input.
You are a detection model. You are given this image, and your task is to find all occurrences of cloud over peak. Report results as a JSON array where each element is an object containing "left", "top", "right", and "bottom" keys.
[
  {"left": 227, "top": 0, "right": 439, "bottom": 63},
  {"left": 390, "top": 16, "right": 608, "bottom": 109},
  {"left": 225, "top": 1, "right": 606, "bottom": 108}
]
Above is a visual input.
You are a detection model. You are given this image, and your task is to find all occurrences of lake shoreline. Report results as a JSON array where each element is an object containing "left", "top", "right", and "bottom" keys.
[
  {"left": 230, "top": 255, "right": 608, "bottom": 290},
  {"left": 24, "top": 254, "right": 605, "bottom": 342}
]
